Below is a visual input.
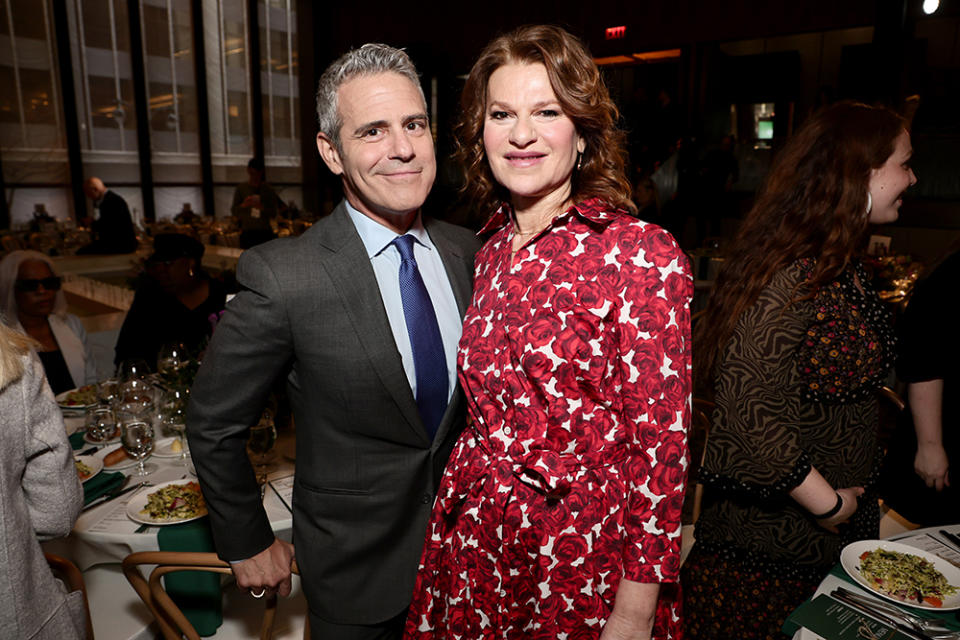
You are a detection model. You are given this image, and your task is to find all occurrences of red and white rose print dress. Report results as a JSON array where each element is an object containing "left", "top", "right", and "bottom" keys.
[{"left": 404, "top": 199, "right": 691, "bottom": 639}]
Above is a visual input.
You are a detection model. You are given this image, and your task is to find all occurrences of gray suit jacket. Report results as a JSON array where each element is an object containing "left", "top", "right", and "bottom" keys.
[
  {"left": 187, "top": 202, "right": 480, "bottom": 624},
  {"left": 0, "top": 354, "right": 85, "bottom": 639}
]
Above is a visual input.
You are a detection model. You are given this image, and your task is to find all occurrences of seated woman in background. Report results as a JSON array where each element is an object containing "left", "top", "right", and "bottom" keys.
[
  {"left": 0, "top": 321, "right": 85, "bottom": 639},
  {"left": 878, "top": 248, "right": 960, "bottom": 526},
  {"left": 0, "top": 250, "right": 97, "bottom": 394},
  {"left": 683, "top": 101, "right": 916, "bottom": 639},
  {"left": 114, "top": 233, "right": 227, "bottom": 370}
]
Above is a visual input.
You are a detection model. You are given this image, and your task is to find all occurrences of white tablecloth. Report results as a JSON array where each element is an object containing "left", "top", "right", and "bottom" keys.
[
  {"left": 45, "top": 449, "right": 294, "bottom": 570},
  {"left": 42, "top": 434, "right": 299, "bottom": 640}
]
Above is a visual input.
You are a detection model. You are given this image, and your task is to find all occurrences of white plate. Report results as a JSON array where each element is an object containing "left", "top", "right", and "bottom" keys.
[
  {"left": 152, "top": 436, "right": 187, "bottom": 458},
  {"left": 94, "top": 444, "right": 148, "bottom": 471},
  {"left": 125, "top": 479, "right": 207, "bottom": 526},
  {"left": 75, "top": 455, "right": 103, "bottom": 484},
  {"left": 841, "top": 540, "right": 960, "bottom": 611},
  {"left": 55, "top": 385, "right": 98, "bottom": 411}
]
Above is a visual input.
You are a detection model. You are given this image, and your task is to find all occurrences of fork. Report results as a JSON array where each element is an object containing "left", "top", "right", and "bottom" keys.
[
  {"left": 832, "top": 588, "right": 960, "bottom": 638},
  {"left": 835, "top": 588, "right": 954, "bottom": 632}
]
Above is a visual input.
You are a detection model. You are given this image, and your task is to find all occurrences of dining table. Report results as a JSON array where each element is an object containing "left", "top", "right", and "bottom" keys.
[
  {"left": 790, "top": 523, "right": 960, "bottom": 640},
  {"left": 42, "top": 411, "right": 305, "bottom": 640}
]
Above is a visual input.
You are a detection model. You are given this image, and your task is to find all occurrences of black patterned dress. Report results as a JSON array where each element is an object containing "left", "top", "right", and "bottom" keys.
[{"left": 682, "top": 259, "right": 895, "bottom": 639}]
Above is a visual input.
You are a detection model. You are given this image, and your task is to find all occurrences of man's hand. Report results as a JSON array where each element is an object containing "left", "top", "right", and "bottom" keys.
[
  {"left": 232, "top": 538, "right": 295, "bottom": 598},
  {"left": 915, "top": 443, "right": 950, "bottom": 491}
]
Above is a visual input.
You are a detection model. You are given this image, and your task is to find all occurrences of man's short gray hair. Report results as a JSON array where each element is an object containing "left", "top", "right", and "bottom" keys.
[{"left": 316, "top": 43, "right": 426, "bottom": 151}]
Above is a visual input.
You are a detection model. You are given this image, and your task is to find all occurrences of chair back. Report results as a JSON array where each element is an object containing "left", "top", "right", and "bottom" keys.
[
  {"left": 122, "top": 551, "right": 302, "bottom": 640},
  {"left": 45, "top": 553, "right": 94, "bottom": 640}
]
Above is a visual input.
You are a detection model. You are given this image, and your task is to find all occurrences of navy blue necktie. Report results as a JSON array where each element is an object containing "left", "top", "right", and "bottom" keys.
[{"left": 392, "top": 234, "right": 448, "bottom": 438}]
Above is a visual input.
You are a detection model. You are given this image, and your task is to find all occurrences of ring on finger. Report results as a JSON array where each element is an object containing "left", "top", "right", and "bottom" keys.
[{"left": 251, "top": 588, "right": 266, "bottom": 599}]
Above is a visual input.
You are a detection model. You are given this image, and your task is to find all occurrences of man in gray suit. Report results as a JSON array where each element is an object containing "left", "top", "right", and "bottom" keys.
[{"left": 187, "top": 44, "right": 480, "bottom": 640}]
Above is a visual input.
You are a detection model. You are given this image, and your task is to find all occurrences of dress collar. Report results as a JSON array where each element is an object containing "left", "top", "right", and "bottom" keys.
[{"left": 477, "top": 197, "right": 620, "bottom": 235}]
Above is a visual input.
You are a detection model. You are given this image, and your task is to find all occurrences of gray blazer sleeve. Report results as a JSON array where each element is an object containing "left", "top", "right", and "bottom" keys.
[
  {"left": 21, "top": 356, "right": 83, "bottom": 540},
  {"left": 186, "top": 248, "right": 294, "bottom": 561}
]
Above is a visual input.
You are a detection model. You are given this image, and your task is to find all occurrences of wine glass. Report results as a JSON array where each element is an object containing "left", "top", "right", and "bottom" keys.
[
  {"left": 117, "top": 358, "right": 151, "bottom": 382},
  {"left": 247, "top": 410, "right": 277, "bottom": 494},
  {"left": 84, "top": 406, "right": 117, "bottom": 444},
  {"left": 158, "top": 388, "right": 189, "bottom": 465},
  {"left": 157, "top": 343, "right": 186, "bottom": 379},
  {"left": 96, "top": 378, "right": 119, "bottom": 407},
  {"left": 119, "top": 410, "right": 156, "bottom": 477}
]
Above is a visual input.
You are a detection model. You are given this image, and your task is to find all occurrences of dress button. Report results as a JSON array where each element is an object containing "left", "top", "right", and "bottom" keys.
[
  {"left": 420, "top": 493, "right": 432, "bottom": 504},
  {"left": 503, "top": 427, "right": 512, "bottom": 436}
]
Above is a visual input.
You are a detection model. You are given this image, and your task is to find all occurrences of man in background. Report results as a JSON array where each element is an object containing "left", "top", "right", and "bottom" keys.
[
  {"left": 231, "top": 158, "right": 279, "bottom": 249},
  {"left": 77, "top": 177, "right": 137, "bottom": 254}
]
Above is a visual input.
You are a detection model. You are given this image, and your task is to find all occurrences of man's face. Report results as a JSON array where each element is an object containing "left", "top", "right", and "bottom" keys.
[{"left": 317, "top": 72, "right": 435, "bottom": 226}]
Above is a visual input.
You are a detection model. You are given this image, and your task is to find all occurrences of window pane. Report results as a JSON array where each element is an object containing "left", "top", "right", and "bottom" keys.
[
  {"left": 20, "top": 67, "right": 57, "bottom": 127},
  {"left": 143, "top": 4, "right": 171, "bottom": 58},
  {"left": 0, "top": 66, "right": 21, "bottom": 126},
  {"left": 82, "top": 0, "right": 115, "bottom": 50},
  {"left": 11, "top": 0, "right": 48, "bottom": 40}
]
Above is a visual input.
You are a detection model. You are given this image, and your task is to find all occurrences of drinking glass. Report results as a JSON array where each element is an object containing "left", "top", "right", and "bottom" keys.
[
  {"left": 96, "top": 378, "right": 119, "bottom": 407},
  {"left": 157, "top": 388, "right": 189, "bottom": 465},
  {"left": 247, "top": 411, "right": 277, "bottom": 493},
  {"left": 157, "top": 343, "right": 186, "bottom": 378},
  {"left": 117, "top": 358, "right": 151, "bottom": 382},
  {"left": 84, "top": 406, "right": 117, "bottom": 444},
  {"left": 117, "top": 405, "right": 157, "bottom": 476}
]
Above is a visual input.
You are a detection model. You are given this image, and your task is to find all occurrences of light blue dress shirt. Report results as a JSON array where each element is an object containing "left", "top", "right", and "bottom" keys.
[{"left": 345, "top": 201, "right": 461, "bottom": 402}]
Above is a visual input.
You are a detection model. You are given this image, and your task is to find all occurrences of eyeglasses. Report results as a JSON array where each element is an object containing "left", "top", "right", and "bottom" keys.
[{"left": 15, "top": 276, "right": 62, "bottom": 292}]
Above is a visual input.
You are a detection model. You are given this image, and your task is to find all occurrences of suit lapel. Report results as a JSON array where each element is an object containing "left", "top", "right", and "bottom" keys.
[
  {"left": 316, "top": 204, "right": 429, "bottom": 445},
  {"left": 424, "top": 218, "right": 475, "bottom": 447},
  {"left": 425, "top": 218, "right": 474, "bottom": 316}
]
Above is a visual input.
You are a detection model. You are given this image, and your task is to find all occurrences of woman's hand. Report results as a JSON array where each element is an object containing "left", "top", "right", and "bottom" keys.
[
  {"left": 915, "top": 442, "right": 950, "bottom": 491},
  {"left": 599, "top": 580, "right": 659, "bottom": 640},
  {"left": 816, "top": 486, "right": 864, "bottom": 533}
]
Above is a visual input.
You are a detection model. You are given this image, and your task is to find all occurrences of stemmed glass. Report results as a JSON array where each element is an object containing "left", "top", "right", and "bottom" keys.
[
  {"left": 84, "top": 406, "right": 117, "bottom": 444},
  {"left": 118, "top": 406, "right": 156, "bottom": 477},
  {"left": 117, "top": 358, "right": 151, "bottom": 382},
  {"left": 247, "top": 410, "right": 277, "bottom": 495},
  {"left": 157, "top": 388, "right": 189, "bottom": 466},
  {"left": 157, "top": 343, "right": 186, "bottom": 378},
  {"left": 96, "top": 378, "right": 119, "bottom": 407}
]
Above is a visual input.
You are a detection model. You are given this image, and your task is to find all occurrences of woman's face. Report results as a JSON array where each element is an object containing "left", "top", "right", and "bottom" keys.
[
  {"left": 14, "top": 259, "right": 57, "bottom": 319},
  {"left": 868, "top": 129, "right": 916, "bottom": 224},
  {"left": 148, "top": 257, "right": 194, "bottom": 293},
  {"left": 482, "top": 63, "right": 584, "bottom": 211}
]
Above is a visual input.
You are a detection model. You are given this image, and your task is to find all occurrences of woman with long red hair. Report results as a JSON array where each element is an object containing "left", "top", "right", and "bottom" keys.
[
  {"left": 405, "top": 25, "right": 691, "bottom": 640},
  {"left": 683, "top": 101, "right": 917, "bottom": 638}
]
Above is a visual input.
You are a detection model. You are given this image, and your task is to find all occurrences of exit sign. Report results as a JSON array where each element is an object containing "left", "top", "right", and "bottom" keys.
[{"left": 605, "top": 26, "right": 626, "bottom": 40}]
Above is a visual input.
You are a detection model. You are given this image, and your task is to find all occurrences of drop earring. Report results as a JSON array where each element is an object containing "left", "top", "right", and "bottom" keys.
[
  {"left": 865, "top": 192, "right": 873, "bottom": 215},
  {"left": 576, "top": 151, "right": 583, "bottom": 172}
]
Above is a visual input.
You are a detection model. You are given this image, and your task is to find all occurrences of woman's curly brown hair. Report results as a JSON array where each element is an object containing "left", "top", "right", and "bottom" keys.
[
  {"left": 694, "top": 101, "right": 907, "bottom": 391},
  {"left": 455, "top": 24, "right": 635, "bottom": 218}
]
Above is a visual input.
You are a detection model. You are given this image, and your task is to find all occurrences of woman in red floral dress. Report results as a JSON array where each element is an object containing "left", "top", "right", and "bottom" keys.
[{"left": 404, "top": 25, "right": 691, "bottom": 640}]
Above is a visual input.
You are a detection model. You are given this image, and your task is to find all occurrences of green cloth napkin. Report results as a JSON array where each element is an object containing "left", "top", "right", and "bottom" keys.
[
  {"left": 783, "top": 594, "right": 914, "bottom": 639},
  {"left": 82, "top": 471, "right": 125, "bottom": 506},
  {"left": 69, "top": 431, "right": 85, "bottom": 450},
  {"left": 782, "top": 563, "right": 960, "bottom": 636},
  {"left": 156, "top": 519, "right": 223, "bottom": 637}
]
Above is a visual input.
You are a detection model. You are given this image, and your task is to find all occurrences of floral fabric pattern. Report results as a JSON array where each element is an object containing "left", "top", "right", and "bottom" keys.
[
  {"left": 404, "top": 198, "right": 692, "bottom": 639},
  {"left": 794, "top": 258, "right": 896, "bottom": 404}
]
